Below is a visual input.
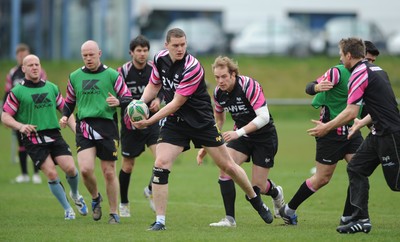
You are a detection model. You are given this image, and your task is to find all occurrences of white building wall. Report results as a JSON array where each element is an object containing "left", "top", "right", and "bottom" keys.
[{"left": 132, "top": 0, "right": 400, "bottom": 35}]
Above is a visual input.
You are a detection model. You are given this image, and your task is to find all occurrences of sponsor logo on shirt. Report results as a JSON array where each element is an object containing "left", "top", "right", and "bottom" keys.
[
  {"left": 224, "top": 104, "right": 247, "bottom": 113},
  {"left": 161, "top": 76, "right": 178, "bottom": 90},
  {"left": 82, "top": 79, "right": 101, "bottom": 94},
  {"left": 31, "top": 93, "right": 53, "bottom": 109}
]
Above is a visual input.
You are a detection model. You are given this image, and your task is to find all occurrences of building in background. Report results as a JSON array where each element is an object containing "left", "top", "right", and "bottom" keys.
[
  {"left": 0, "top": 0, "right": 131, "bottom": 60},
  {"left": 1, "top": 0, "right": 400, "bottom": 60},
  {"left": 133, "top": 0, "right": 400, "bottom": 38}
]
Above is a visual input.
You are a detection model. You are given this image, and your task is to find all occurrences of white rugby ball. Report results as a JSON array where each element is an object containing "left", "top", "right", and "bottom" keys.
[{"left": 126, "top": 99, "right": 149, "bottom": 122}]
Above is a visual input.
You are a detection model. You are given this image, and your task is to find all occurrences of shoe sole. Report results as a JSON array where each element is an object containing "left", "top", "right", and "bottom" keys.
[
  {"left": 148, "top": 222, "right": 166, "bottom": 231},
  {"left": 93, "top": 207, "right": 102, "bottom": 221},
  {"left": 77, "top": 204, "right": 88, "bottom": 216},
  {"left": 92, "top": 195, "right": 103, "bottom": 221},
  {"left": 336, "top": 223, "right": 372, "bottom": 234},
  {"left": 209, "top": 224, "right": 236, "bottom": 227},
  {"left": 260, "top": 204, "right": 273, "bottom": 224},
  {"left": 75, "top": 199, "right": 88, "bottom": 216},
  {"left": 65, "top": 211, "right": 76, "bottom": 220},
  {"left": 337, "top": 229, "right": 371, "bottom": 234},
  {"left": 279, "top": 207, "right": 297, "bottom": 225},
  {"left": 108, "top": 216, "right": 121, "bottom": 224},
  {"left": 148, "top": 227, "right": 166, "bottom": 231},
  {"left": 119, "top": 203, "right": 131, "bottom": 217},
  {"left": 119, "top": 209, "right": 131, "bottom": 217},
  {"left": 69, "top": 191, "right": 88, "bottom": 216}
]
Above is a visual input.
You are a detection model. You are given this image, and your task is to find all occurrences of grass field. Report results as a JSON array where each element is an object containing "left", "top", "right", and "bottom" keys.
[
  {"left": 0, "top": 105, "right": 398, "bottom": 242},
  {"left": 1, "top": 55, "right": 400, "bottom": 99},
  {"left": 0, "top": 56, "right": 399, "bottom": 241}
]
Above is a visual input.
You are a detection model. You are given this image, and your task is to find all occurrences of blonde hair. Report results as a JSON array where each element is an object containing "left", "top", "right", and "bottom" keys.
[{"left": 211, "top": 56, "right": 239, "bottom": 75}]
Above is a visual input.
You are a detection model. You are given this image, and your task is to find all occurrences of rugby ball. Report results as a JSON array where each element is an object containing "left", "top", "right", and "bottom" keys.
[{"left": 126, "top": 99, "right": 149, "bottom": 122}]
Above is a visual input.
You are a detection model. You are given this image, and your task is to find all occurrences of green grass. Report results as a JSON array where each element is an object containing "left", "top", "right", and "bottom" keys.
[
  {"left": 2, "top": 55, "right": 400, "bottom": 98},
  {"left": 0, "top": 106, "right": 398, "bottom": 241}
]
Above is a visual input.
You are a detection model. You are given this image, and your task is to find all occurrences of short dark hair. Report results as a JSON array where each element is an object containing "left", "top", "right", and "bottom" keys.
[
  {"left": 166, "top": 28, "right": 186, "bottom": 43},
  {"left": 339, "top": 38, "right": 365, "bottom": 59},
  {"left": 129, "top": 35, "right": 150, "bottom": 52},
  {"left": 16, "top": 43, "right": 30, "bottom": 54},
  {"left": 364, "top": 40, "right": 380, "bottom": 56}
]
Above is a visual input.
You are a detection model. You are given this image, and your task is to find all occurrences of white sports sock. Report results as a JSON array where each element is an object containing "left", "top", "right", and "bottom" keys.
[
  {"left": 156, "top": 215, "right": 166, "bottom": 225},
  {"left": 285, "top": 204, "right": 296, "bottom": 216}
]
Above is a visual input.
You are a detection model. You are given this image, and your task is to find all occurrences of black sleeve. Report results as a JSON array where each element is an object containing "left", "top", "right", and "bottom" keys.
[
  {"left": 118, "top": 96, "right": 133, "bottom": 110},
  {"left": 305, "top": 80, "right": 318, "bottom": 96},
  {"left": 156, "top": 89, "right": 164, "bottom": 102},
  {"left": 62, "top": 102, "right": 76, "bottom": 118}
]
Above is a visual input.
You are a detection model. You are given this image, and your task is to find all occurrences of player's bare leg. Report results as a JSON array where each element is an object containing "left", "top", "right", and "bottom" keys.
[
  {"left": 206, "top": 145, "right": 273, "bottom": 224},
  {"left": 148, "top": 143, "right": 183, "bottom": 230}
]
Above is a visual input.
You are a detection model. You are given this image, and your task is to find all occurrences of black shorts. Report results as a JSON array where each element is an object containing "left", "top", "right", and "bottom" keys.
[
  {"left": 23, "top": 132, "right": 72, "bottom": 169},
  {"left": 227, "top": 127, "right": 278, "bottom": 168},
  {"left": 349, "top": 131, "right": 400, "bottom": 191},
  {"left": 121, "top": 122, "right": 159, "bottom": 158},
  {"left": 158, "top": 116, "right": 224, "bottom": 151},
  {"left": 76, "top": 131, "right": 119, "bottom": 161},
  {"left": 315, "top": 131, "right": 363, "bottom": 165}
]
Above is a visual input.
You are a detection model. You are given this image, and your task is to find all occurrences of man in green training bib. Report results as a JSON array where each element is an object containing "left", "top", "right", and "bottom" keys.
[
  {"left": 2, "top": 54, "right": 88, "bottom": 220},
  {"left": 60, "top": 40, "right": 132, "bottom": 224}
]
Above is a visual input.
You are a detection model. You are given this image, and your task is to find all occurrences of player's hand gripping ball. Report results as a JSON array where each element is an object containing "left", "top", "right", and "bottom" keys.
[{"left": 126, "top": 99, "right": 149, "bottom": 122}]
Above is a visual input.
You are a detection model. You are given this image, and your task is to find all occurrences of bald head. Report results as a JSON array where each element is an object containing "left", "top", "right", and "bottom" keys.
[
  {"left": 22, "top": 54, "right": 41, "bottom": 82},
  {"left": 81, "top": 40, "right": 102, "bottom": 71},
  {"left": 23, "top": 54, "right": 39, "bottom": 65},
  {"left": 81, "top": 40, "right": 100, "bottom": 52}
]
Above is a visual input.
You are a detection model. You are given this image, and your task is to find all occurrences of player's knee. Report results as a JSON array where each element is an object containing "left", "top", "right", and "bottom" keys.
[
  {"left": 79, "top": 164, "right": 94, "bottom": 178},
  {"left": 46, "top": 169, "right": 58, "bottom": 180},
  {"left": 80, "top": 168, "right": 91, "bottom": 179},
  {"left": 63, "top": 164, "right": 77, "bottom": 177},
  {"left": 219, "top": 162, "right": 237, "bottom": 176},
  {"left": 122, "top": 157, "right": 135, "bottom": 169},
  {"left": 103, "top": 169, "right": 116, "bottom": 181},
  {"left": 152, "top": 167, "right": 170, "bottom": 184},
  {"left": 121, "top": 161, "right": 134, "bottom": 173},
  {"left": 318, "top": 176, "right": 331, "bottom": 187}
]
